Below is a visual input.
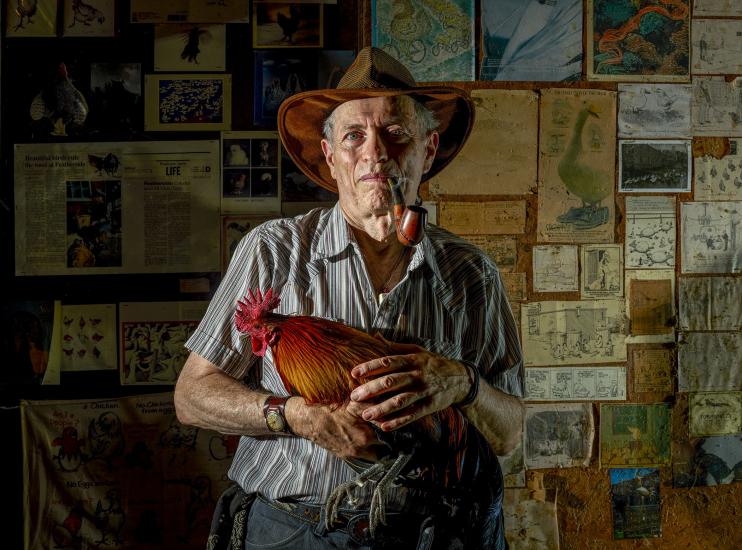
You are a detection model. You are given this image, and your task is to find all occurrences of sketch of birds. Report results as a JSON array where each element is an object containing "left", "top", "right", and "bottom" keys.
[
  {"left": 29, "top": 63, "right": 89, "bottom": 136},
  {"left": 94, "top": 489, "right": 126, "bottom": 545},
  {"left": 69, "top": 0, "right": 105, "bottom": 27}
]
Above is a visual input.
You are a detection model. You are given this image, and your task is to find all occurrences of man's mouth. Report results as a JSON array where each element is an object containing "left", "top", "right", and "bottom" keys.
[{"left": 359, "top": 173, "right": 396, "bottom": 185}]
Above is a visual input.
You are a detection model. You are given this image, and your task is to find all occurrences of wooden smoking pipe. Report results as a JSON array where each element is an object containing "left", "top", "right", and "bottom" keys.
[{"left": 388, "top": 178, "right": 427, "bottom": 247}]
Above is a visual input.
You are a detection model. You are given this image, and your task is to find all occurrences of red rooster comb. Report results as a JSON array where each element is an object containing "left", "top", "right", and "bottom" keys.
[{"left": 235, "top": 289, "right": 281, "bottom": 332}]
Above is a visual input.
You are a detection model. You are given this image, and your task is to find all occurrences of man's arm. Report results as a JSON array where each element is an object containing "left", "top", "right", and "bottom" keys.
[{"left": 174, "top": 351, "right": 386, "bottom": 461}]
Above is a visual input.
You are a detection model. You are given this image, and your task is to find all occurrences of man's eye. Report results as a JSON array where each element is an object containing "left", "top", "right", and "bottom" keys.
[
  {"left": 344, "top": 131, "right": 362, "bottom": 141},
  {"left": 388, "top": 128, "right": 409, "bottom": 139}
]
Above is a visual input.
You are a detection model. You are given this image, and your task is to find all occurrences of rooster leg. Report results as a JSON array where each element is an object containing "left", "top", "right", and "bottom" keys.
[
  {"left": 324, "top": 462, "right": 387, "bottom": 530},
  {"left": 368, "top": 452, "right": 412, "bottom": 537}
]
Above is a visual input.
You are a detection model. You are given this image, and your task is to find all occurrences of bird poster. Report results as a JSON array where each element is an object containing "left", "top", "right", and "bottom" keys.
[
  {"left": 537, "top": 88, "right": 616, "bottom": 244},
  {"left": 372, "top": 0, "right": 475, "bottom": 82},
  {"left": 154, "top": 24, "right": 226, "bottom": 72},
  {"left": 680, "top": 201, "right": 742, "bottom": 273},
  {"left": 691, "top": 76, "right": 742, "bottom": 136},
  {"left": 599, "top": 403, "right": 671, "bottom": 468},
  {"left": 20, "top": 394, "right": 233, "bottom": 549},
  {"left": 694, "top": 138, "right": 742, "bottom": 201},
  {"left": 60, "top": 304, "right": 117, "bottom": 372},
  {"left": 692, "top": 19, "right": 742, "bottom": 75},
  {"left": 221, "top": 131, "right": 282, "bottom": 214},
  {"left": 252, "top": 2, "right": 323, "bottom": 48},
  {"left": 609, "top": 468, "right": 661, "bottom": 539},
  {"left": 618, "top": 83, "right": 692, "bottom": 139},
  {"left": 5, "top": 0, "right": 57, "bottom": 37},
  {"left": 586, "top": 0, "right": 690, "bottom": 82},
  {"left": 62, "top": 0, "right": 115, "bottom": 37},
  {"left": 689, "top": 391, "right": 742, "bottom": 437}
]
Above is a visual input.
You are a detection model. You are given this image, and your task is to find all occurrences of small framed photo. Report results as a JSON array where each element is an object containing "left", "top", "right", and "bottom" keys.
[
  {"left": 221, "top": 131, "right": 282, "bottom": 213},
  {"left": 619, "top": 140, "right": 691, "bottom": 193},
  {"left": 252, "top": 2, "right": 323, "bottom": 48},
  {"left": 144, "top": 74, "right": 231, "bottom": 131}
]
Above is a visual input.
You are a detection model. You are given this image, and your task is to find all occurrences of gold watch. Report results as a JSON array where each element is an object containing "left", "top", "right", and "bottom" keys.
[{"left": 263, "top": 395, "right": 292, "bottom": 434}]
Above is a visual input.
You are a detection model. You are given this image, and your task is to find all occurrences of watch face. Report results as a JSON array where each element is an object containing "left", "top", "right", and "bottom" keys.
[{"left": 266, "top": 410, "right": 286, "bottom": 432}]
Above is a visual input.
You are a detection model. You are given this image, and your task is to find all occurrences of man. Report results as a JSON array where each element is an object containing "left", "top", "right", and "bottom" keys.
[{"left": 174, "top": 47, "right": 523, "bottom": 549}]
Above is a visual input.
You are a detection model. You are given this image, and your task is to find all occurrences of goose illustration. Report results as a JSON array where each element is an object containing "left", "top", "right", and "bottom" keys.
[{"left": 556, "top": 104, "right": 610, "bottom": 229}]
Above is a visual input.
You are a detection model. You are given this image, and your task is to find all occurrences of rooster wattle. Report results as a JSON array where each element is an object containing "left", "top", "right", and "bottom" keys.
[{"left": 234, "top": 288, "right": 482, "bottom": 535}]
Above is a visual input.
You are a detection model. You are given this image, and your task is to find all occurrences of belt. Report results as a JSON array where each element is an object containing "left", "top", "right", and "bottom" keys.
[{"left": 258, "top": 495, "right": 426, "bottom": 546}]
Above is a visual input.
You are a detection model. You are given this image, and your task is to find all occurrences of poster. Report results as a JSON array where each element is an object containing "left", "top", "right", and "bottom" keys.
[
  {"left": 692, "top": 20, "right": 742, "bottom": 75},
  {"left": 525, "top": 366, "right": 627, "bottom": 402},
  {"left": 689, "top": 391, "right": 742, "bottom": 437},
  {"left": 480, "top": 0, "right": 582, "bottom": 82},
  {"left": 14, "top": 141, "right": 221, "bottom": 276},
  {"left": 154, "top": 24, "right": 226, "bottom": 71},
  {"left": 521, "top": 300, "right": 627, "bottom": 366},
  {"left": 678, "top": 332, "right": 742, "bottom": 391},
  {"left": 673, "top": 434, "right": 742, "bottom": 487},
  {"left": 600, "top": 403, "right": 671, "bottom": 468},
  {"left": 524, "top": 403, "right": 594, "bottom": 469},
  {"left": 692, "top": 76, "right": 742, "bottom": 136},
  {"left": 586, "top": 0, "right": 690, "bottom": 82},
  {"left": 680, "top": 201, "right": 742, "bottom": 273},
  {"left": 581, "top": 244, "right": 623, "bottom": 299},
  {"left": 618, "top": 140, "right": 691, "bottom": 193},
  {"left": 625, "top": 196, "right": 676, "bottom": 269},
  {"left": 372, "top": 0, "right": 475, "bottom": 82},
  {"left": 428, "top": 90, "right": 538, "bottom": 196},
  {"left": 678, "top": 276, "right": 742, "bottom": 331},
  {"left": 617, "top": 84, "right": 692, "bottom": 138},
  {"left": 694, "top": 138, "right": 742, "bottom": 201},
  {"left": 144, "top": 74, "right": 231, "bottom": 131},
  {"left": 62, "top": 0, "right": 115, "bottom": 37},
  {"left": 632, "top": 347, "right": 673, "bottom": 394},
  {"left": 119, "top": 301, "right": 208, "bottom": 385},
  {"left": 532, "top": 245, "right": 578, "bottom": 293},
  {"left": 439, "top": 201, "right": 526, "bottom": 235},
  {"left": 60, "top": 304, "right": 117, "bottom": 372},
  {"left": 610, "top": 468, "right": 661, "bottom": 539},
  {"left": 21, "top": 394, "right": 234, "bottom": 549},
  {"left": 537, "top": 89, "right": 616, "bottom": 243}
]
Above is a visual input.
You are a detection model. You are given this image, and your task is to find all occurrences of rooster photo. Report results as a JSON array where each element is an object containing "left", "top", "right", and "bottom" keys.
[{"left": 252, "top": 2, "right": 323, "bottom": 48}]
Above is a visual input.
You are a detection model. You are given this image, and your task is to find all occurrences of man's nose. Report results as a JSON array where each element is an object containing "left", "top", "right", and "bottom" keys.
[{"left": 362, "top": 131, "right": 388, "bottom": 163}]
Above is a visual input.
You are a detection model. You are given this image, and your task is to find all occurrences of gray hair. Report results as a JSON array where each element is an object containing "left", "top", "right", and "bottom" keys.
[{"left": 322, "top": 96, "right": 439, "bottom": 143}]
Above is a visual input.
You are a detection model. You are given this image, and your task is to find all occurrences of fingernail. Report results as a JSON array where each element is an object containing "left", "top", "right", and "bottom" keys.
[
  {"left": 350, "top": 390, "right": 360, "bottom": 400},
  {"left": 362, "top": 410, "right": 373, "bottom": 420}
]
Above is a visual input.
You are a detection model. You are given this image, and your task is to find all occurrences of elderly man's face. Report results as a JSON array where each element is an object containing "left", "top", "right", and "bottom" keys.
[{"left": 321, "top": 96, "right": 438, "bottom": 221}]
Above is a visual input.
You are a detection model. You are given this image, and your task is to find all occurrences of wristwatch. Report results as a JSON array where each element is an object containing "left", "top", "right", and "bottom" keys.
[{"left": 263, "top": 395, "right": 292, "bottom": 435}]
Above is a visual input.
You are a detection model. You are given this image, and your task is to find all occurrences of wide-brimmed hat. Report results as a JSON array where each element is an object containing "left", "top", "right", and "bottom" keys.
[{"left": 277, "top": 47, "right": 474, "bottom": 193}]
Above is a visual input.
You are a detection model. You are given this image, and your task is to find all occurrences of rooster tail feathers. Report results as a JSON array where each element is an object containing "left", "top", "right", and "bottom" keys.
[{"left": 235, "top": 288, "right": 281, "bottom": 332}]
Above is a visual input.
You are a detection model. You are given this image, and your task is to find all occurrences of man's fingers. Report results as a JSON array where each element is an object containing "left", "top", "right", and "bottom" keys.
[
  {"left": 350, "top": 371, "right": 417, "bottom": 402},
  {"left": 351, "top": 354, "right": 414, "bottom": 379}
]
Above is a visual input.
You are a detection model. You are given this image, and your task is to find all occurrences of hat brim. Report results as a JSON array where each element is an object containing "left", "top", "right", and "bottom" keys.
[{"left": 277, "top": 87, "right": 474, "bottom": 193}]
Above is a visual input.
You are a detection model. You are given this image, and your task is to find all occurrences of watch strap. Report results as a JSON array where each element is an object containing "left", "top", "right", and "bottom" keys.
[{"left": 262, "top": 395, "right": 292, "bottom": 434}]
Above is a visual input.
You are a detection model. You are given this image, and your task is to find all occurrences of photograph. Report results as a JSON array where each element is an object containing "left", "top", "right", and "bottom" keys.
[
  {"left": 88, "top": 63, "right": 142, "bottom": 137},
  {"left": 253, "top": 51, "right": 316, "bottom": 126},
  {"left": 154, "top": 24, "right": 226, "bottom": 71},
  {"left": 610, "top": 468, "right": 661, "bottom": 539},
  {"left": 66, "top": 180, "right": 122, "bottom": 268},
  {"left": 222, "top": 132, "right": 282, "bottom": 212},
  {"left": 144, "top": 74, "right": 231, "bottom": 131},
  {"left": 252, "top": 2, "right": 323, "bottom": 48},
  {"left": 619, "top": 140, "right": 691, "bottom": 192}
]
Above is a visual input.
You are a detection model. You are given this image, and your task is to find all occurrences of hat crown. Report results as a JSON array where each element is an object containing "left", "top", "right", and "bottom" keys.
[{"left": 337, "top": 47, "right": 416, "bottom": 90}]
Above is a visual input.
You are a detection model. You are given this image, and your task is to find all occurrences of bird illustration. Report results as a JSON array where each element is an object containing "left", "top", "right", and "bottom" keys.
[
  {"left": 29, "top": 62, "right": 89, "bottom": 136},
  {"left": 556, "top": 105, "right": 611, "bottom": 229},
  {"left": 87, "top": 412, "right": 125, "bottom": 469},
  {"left": 276, "top": 6, "right": 301, "bottom": 43},
  {"left": 94, "top": 489, "right": 126, "bottom": 545},
  {"left": 235, "top": 289, "right": 498, "bottom": 537},
  {"left": 13, "top": 0, "right": 37, "bottom": 30},
  {"left": 52, "top": 426, "right": 86, "bottom": 472},
  {"left": 181, "top": 26, "right": 210, "bottom": 64},
  {"left": 68, "top": 0, "right": 105, "bottom": 27},
  {"left": 52, "top": 503, "right": 85, "bottom": 548}
]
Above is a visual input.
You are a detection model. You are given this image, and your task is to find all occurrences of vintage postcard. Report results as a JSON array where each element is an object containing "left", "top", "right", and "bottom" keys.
[
  {"left": 62, "top": 0, "right": 115, "bottom": 37},
  {"left": 154, "top": 24, "right": 226, "bottom": 71},
  {"left": 632, "top": 347, "right": 673, "bottom": 394},
  {"left": 625, "top": 269, "right": 675, "bottom": 344},
  {"left": 695, "top": 138, "right": 742, "bottom": 201},
  {"left": 692, "top": 19, "right": 742, "bottom": 75},
  {"left": 462, "top": 236, "right": 517, "bottom": 272},
  {"left": 524, "top": 403, "right": 594, "bottom": 469},
  {"left": 439, "top": 201, "right": 526, "bottom": 235},
  {"left": 679, "top": 276, "right": 742, "bottom": 331},
  {"left": 610, "top": 468, "right": 661, "bottom": 539},
  {"left": 625, "top": 196, "right": 676, "bottom": 269},
  {"left": 533, "top": 245, "right": 578, "bottom": 293},
  {"left": 693, "top": 0, "right": 742, "bottom": 16},
  {"left": 680, "top": 201, "right": 742, "bottom": 273},
  {"left": 5, "top": 0, "right": 56, "bottom": 37},
  {"left": 538, "top": 89, "right": 616, "bottom": 243},
  {"left": 586, "top": 0, "right": 690, "bottom": 82},
  {"left": 673, "top": 434, "right": 742, "bottom": 487},
  {"left": 679, "top": 332, "right": 742, "bottom": 392},
  {"left": 222, "top": 214, "right": 282, "bottom": 273},
  {"left": 498, "top": 441, "right": 526, "bottom": 488},
  {"left": 618, "top": 84, "right": 692, "bottom": 138},
  {"left": 525, "top": 366, "right": 627, "bottom": 402},
  {"left": 60, "top": 304, "right": 117, "bottom": 372},
  {"left": 480, "top": 0, "right": 582, "bottom": 82},
  {"left": 144, "top": 74, "right": 231, "bottom": 131},
  {"left": 221, "top": 131, "right": 281, "bottom": 213},
  {"left": 503, "top": 488, "right": 559, "bottom": 549},
  {"left": 581, "top": 244, "right": 623, "bottom": 299},
  {"left": 692, "top": 76, "right": 742, "bottom": 136},
  {"left": 372, "top": 0, "right": 475, "bottom": 82},
  {"left": 119, "top": 301, "right": 208, "bottom": 385},
  {"left": 689, "top": 391, "right": 742, "bottom": 437},
  {"left": 521, "top": 300, "right": 627, "bottom": 366},
  {"left": 619, "top": 140, "right": 691, "bottom": 193},
  {"left": 600, "top": 403, "right": 671, "bottom": 468},
  {"left": 429, "top": 90, "right": 537, "bottom": 196},
  {"left": 253, "top": 2, "right": 323, "bottom": 48}
]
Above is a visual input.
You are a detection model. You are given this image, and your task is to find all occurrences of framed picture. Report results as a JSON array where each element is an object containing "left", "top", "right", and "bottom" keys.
[
  {"left": 252, "top": 2, "right": 323, "bottom": 48},
  {"left": 618, "top": 140, "right": 691, "bottom": 193},
  {"left": 144, "top": 74, "right": 231, "bottom": 131},
  {"left": 221, "top": 131, "right": 282, "bottom": 213},
  {"left": 62, "top": 0, "right": 115, "bottom": 37},
  {"left": 253, "top": 51, "right": 316, "bottom": 126},
  {"left": 154, "top": 24, "right": 227, "bottom": 71}
]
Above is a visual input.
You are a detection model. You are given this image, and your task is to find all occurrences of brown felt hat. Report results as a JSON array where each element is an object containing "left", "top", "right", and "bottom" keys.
[{"left": 277, "top": 47, "right": 474, "bottom": 193}]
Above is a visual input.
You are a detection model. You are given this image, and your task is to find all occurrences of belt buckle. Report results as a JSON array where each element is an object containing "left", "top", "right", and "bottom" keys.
[{"left": 347, "top": 513, "right": 372, "bottom": 545}]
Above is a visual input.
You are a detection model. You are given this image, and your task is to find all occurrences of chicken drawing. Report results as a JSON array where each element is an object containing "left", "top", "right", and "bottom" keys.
[
  {"left": 234, "top": 289, "right": 499, "bottom": 538},
  {"left": 52, "top": 426, "right": 85, "bottom": 472},
  {"left": 13, "top": 0, "right": 37, "bottom": 30},
  {"left": 68, "top": 0, "right": 105, "bottom": 28},
  {"left": 29, "top": 62, "right": 89, "bottom": 136},
  {"left": 276, "top": 6, "right": 301, "bottom": 43},
  {"left": 556, "top": 104, "right": 611, "bottom": 229}
]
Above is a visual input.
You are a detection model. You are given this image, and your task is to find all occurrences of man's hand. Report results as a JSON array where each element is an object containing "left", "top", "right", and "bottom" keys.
[
  {"left": 285, "top": 397, "right": 388, "bottom": 461},
  {"left": 346, "top": 342, "right": 472, "bottom": 432}
]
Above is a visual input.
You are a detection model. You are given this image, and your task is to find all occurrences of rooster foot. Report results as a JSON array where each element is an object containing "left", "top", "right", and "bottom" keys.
[
  {"left": 368, "top": 452, "right": 412, "bottom": 537},
  {"left": 324, "top": 461, "right": 386, "bottom": 530}
]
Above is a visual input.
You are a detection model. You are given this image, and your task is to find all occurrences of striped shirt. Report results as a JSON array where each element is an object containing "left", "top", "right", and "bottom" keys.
[{"left": 185, "top": 203, "right": 523, "bottom": 509}]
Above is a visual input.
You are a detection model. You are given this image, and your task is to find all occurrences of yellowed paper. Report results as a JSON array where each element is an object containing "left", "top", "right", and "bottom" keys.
[
  {"left": 429, "top": 90, "right": 537, "bottom": 196},
  {"left": 504, "top": 488, "right": 559, "bottom": 550},
  {"left": 625, "top": 270, "right": 675, "bottom": 344},
  {"left": 679, "top": 333, "right": 742, "bottom": 391},
  {"left": 498, "top": 441, "right": 526, "bottom": 488},
  {"left": 538, "top": 89, "right": 616, "bottom": 243},
  {"left": 680, "top": 201, "right": 742, "bottom": 273},
  {"left": 689, "top": 392, "right": 742, "bottom": 437},
  {"left": 692, "top": 77, "right": 742, "bottom": 136},
  {"left": 463, "top": 235, "right": 517, "bottom": 272},
  {"left": 525, "top": 366, "right": 627, "bottom": 401},
  {"left": 533, "top": 245, "right": 578, "bottom": 293},
  {"left": 693, "top": 0, "right": 742, "bottom": 16},
  {"left": 692, "top": 20, "right": 742, "bottom": 75},
  {"left": 439, "top": 201, "right": 526, "bottom": 235},
  {"left": 524, "top": 403, "right": 594, "bottom": 469},
  {"left": 694, "top": 138, "right": 742, "bottom": 201},
  {"left": 679, "top": 276, "right": 742, "bottom": 331},
  {"left": 501, "top": 272, "right": 527, "bottom": 302},
  {"left": 581, "top": 244, "right": 623, "bottom": 299},
  {"left": 632, "top": 348, "right": 673, "bottom": 393}
]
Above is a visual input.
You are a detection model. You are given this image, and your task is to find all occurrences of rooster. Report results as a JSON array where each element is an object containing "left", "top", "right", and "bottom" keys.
[
  {"left": 234, "top": 289, "right": 500, "bottom": 540},
  {"left": 29, "top": 63, "right": 88, "bottom": 136},
  {"left": 276, "top": 6, "right": 301, "bottom": 44}
]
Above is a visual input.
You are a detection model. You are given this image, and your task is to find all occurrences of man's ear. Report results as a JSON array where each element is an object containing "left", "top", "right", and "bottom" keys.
[
  {"left": 321, "top": 139, "right": 336, "bottom": 180},
  {"left": 422, "top": 132, "right": 439, "bottom": 174}
]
